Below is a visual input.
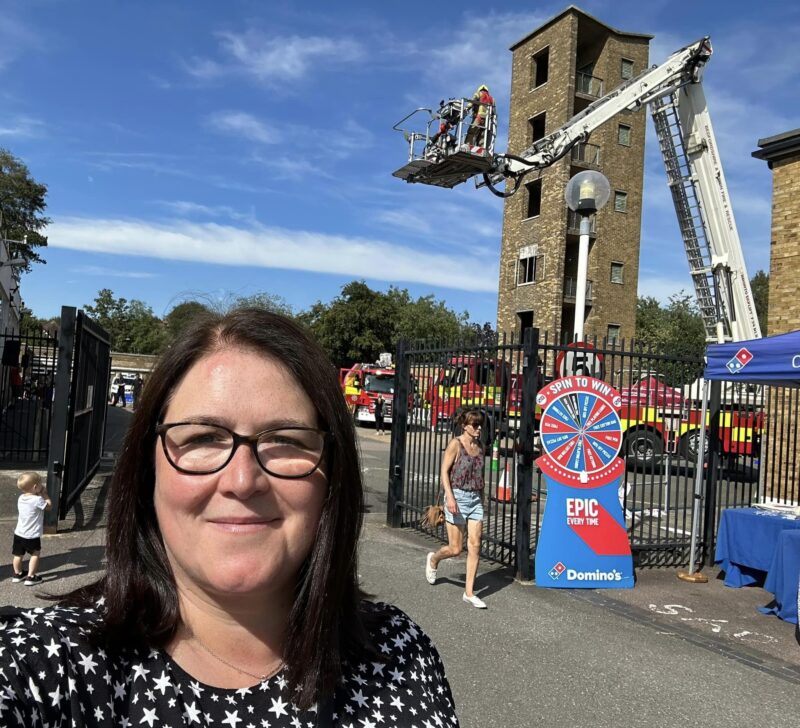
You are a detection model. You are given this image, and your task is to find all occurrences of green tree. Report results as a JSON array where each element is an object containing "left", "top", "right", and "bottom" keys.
[
  {"left": 635, "top": 293, "right": 705, "bottom": 385},
  {"left": 84, "top": 288, "right": 166, "bottom": 354},
  {"left": 165, "top": 301, "right": 211, "bottom": 339},
  {"left": 0, "top": 149, "right": 50, "bottom": 271},
  {"left": 750, "top": 269, "right": 769, "bottom": 335},
  {"left": 388, "top": 288, "right": 468, "bottom": 344},
  {"left": 299, "top": 281, "right": 480, "bottom": 368},
  {"left": 299, "top": 281, "right": 395, "bottom": 368},
  {"left": 231, "top": 292, "right": 293, "bottom": 316},
  {"left": 20, "top": 308, "right": 60, "bottom": 337}
]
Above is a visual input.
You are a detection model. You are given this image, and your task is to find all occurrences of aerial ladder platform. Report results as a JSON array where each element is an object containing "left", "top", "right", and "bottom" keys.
[{"left": 392, "top": 38, "right": 761, "bottom": 344}]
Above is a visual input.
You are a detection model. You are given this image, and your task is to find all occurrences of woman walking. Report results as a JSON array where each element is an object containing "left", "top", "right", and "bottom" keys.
[{"left": 425, "top": 408, "right": 487, "bottom": 608}]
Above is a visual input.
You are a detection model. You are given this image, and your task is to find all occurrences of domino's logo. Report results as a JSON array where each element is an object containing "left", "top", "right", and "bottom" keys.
[
  {"left": 548, "top": 562, "right": 566, "bottom": 580},
  {"left": 726, "top": 347, "right": 753, "bottom": 375}
]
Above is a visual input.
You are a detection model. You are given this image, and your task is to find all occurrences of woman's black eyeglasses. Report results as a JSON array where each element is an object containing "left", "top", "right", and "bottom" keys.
[{"left": 155, "top": 422, "right": 331, "bottom": 478}]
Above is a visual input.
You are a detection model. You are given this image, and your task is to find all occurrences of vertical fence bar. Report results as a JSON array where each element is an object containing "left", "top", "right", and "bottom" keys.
[
  {"left": 45, "top": 306, "right": 76, "bottom": 531},
  {"left": 387, "top": 339, "right": 409, "bottom": 528},
  {"left": 515, "top": 327, "right": 538, "bottom": 582},
  {"left": 702, "top": 380, "right": 723, "bottom": 565}
]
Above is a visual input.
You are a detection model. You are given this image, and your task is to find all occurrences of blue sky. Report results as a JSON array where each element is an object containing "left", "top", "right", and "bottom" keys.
[{"left": 2, "top": 0, "right": 796, "bottom": 325}]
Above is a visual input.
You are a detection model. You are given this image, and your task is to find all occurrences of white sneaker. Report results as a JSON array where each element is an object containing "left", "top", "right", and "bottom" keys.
[
  {"left": 425, "top": 553, "right": 437, "bottom": 585},
  {"left": 462, "top": 593, "right": 487, "bottom": 609}
]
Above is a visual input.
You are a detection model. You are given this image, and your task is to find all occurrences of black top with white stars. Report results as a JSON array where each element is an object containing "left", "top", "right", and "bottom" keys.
[{"left": 0, "top": 600, "right": 459, "bottom": 728}]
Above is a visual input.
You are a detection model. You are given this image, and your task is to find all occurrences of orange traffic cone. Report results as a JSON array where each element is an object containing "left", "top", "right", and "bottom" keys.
[{"left": 495, "top": 462, "right": 513, "bottom": 502}]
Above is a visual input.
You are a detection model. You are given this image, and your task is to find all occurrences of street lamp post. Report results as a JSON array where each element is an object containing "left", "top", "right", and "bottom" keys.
[{"left": 565, "top": 170, "right": 610, "bottom": 342}]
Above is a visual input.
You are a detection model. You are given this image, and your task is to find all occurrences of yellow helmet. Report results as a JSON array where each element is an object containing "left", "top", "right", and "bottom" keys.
[{"left": 478, "top": 84, "right": 489, "bottom": 91}]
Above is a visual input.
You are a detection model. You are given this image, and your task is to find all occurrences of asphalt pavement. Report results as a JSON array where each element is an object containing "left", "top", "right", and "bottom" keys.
[{"left": 1, "top": 415, "right": 798, "bottom": 727}]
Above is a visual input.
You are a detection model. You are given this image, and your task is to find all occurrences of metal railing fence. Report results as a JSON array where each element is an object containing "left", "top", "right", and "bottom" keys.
[{"left": 388, "top": 330, "right": 772, "bottom": 574}]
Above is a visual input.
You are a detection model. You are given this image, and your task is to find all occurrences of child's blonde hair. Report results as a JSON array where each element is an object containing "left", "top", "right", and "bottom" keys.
[{"left": 17, "top": 471, "right": 42, "bottom": 493}]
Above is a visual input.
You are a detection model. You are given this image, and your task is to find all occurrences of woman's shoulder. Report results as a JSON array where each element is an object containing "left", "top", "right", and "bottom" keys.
[
  {"left": 0, "top": 601, "right": 103, "bottom": 634},
  {"left": 352, "top": 601, "right": 459, "bottom": 724},
  {"left": 358, "top": 600, "right": 440, "bottom": 655}
]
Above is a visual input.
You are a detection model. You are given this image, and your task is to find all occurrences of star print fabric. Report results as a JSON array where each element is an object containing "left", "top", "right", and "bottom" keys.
[{"left": 0, "top": 601, "right": 459, "bottom": 727}]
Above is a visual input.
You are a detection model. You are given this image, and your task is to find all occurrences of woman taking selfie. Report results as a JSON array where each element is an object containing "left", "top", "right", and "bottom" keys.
[{"left": 0, "top": 308, "right": 459, "bottom": 727}]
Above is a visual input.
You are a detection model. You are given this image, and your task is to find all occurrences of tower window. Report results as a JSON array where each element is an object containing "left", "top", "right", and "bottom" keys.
[
  {"left": 621, "top": 58, "right": 634, "bottom": 80},
  {"left": 607, "top": 324, "right": 621, "bottom": 344},
  {"left": 529, "top": 112, "right": 546, "bottom": 144},
  {"left": 517, "top": 254, "right": 544, "bottom": 285},
  {"left": 525, "top": 179, "right": 542, "bottom": 218},
  {"left": 531, "top": 47, "right": 549, "bottom": 88},
  {"left": 614, "top": 191, "right": 628, "bottom": 213},
  {"left": 617, "top": 123, "right": 631, "bottom": 146},
  {"left": 611, "top": 262, "right": 624, "bottom": 284}
]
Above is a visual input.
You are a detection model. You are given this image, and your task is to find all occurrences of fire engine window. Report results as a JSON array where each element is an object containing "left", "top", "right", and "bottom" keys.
[
  {"left": 363, "top": 374, "right": 395, "bottom": 394},
  {"left": 475, "top": 363, "right": 497, "bottom": 387}
]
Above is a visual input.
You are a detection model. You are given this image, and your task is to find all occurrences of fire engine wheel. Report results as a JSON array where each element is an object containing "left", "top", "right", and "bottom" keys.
[
  {"left": 678, "top": 430, "right": 709, "bottom": 462},
  {"left": 623, "top": 428, "right": 663, "bottom": 466}
]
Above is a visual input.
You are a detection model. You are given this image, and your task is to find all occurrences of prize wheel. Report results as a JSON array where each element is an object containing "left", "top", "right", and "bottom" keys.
[{"left": 538, "top": 386, "right": 624, "bottom": 487}]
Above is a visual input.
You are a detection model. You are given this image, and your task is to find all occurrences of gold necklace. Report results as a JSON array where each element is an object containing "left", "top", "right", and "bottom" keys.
[{"left": 191, "top": 635, "right": 284, "bottom": 682}]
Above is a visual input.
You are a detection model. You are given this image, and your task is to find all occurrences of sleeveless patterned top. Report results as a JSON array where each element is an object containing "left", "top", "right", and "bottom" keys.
[{"left": 449, "top": 440, "right": 484, "bottom": 492}]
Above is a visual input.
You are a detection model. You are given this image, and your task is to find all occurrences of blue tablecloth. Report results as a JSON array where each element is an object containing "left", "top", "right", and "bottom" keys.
[
  {"left": 715, "top": 507, "right": 800, "bottom": 625},
  {"left": 759, "top": 530, "right": 800, "bottom": 624}
]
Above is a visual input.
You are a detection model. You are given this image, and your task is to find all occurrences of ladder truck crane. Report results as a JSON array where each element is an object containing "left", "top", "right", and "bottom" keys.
[{"left": 392, "top": 37, "right": 761, "bottom": 345}]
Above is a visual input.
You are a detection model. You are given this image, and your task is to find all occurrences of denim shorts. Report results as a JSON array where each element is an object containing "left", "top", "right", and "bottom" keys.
[{"left": 445, "top": 488, "right": 484, "bottom": 526}]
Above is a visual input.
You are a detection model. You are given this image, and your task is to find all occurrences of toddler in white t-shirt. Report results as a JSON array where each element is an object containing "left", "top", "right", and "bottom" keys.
[{"left": 10, "top": 472, "right": 51, "bottom": 585}]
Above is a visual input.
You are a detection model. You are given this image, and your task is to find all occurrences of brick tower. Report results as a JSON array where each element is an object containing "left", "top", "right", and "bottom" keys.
[{"left": 496, "top": 6, "right": 651, "bottom": 343}]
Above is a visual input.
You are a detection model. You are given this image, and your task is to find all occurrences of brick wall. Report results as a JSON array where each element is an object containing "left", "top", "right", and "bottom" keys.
[{"left": 497, "top": 8, "right": 649, "bottom": 343}]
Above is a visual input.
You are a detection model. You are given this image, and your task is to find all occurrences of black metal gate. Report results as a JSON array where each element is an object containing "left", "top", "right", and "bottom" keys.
[
  {"left": 46, "top": 307, "right": 111, "bottom": 525},
  {"left": 0, "top": 328, "right": 58, "bottom": 463},
  {"left": 387, "top": 330, "right": 764, "bottom": 575}
]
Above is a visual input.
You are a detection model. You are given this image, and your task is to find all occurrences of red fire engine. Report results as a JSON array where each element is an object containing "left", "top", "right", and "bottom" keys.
[
  {"left": 617, "top": 376, "right": 762, "bottom": 466},
  {"left": 340, "top": 363, "right": 396, "bottom": 426},
  {"left": 425, "top": 356, "right": 513, "bottom": 440}
]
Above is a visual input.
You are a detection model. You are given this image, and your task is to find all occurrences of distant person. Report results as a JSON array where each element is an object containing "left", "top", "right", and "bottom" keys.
[
  {"left": 10, "top": 366, "right": 23, "bottom": 399},
  {"left": 374, "top": 394, "right": 386, "bottom": 435},
  {"left": 426, "top": 408, "right": 487, "bottom": 608},
  {"left": 110, "top": 374, "right": 122, "bottom": 405},
  {"left": 132, "top": 373, "right": 143, "bottom": 406},
  {"left": 465, "top": 83, "right": 494, "bottom": 148},
  {"left": 10, "top": 471, "right": 51, "bottom": 585},
  {"left": 116, "top": 375, "right": 127, "bottom": 408}
]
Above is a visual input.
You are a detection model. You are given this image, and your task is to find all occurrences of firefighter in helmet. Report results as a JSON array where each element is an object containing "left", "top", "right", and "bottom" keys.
[{"left": 465, "top": 84, "right": 494, "bottom": 148}]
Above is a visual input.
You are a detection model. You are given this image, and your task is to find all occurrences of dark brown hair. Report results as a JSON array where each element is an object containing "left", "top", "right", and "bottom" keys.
[
  {"left": 63, "top": 308, "right": 366, "bottom": 708},
  {"left": 456, "top": 407, "right": 484, "bottom": 430}
]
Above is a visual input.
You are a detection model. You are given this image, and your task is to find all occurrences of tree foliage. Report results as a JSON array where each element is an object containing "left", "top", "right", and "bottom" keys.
[
  {"left": 164, "top": 301, "right": 211, "bottom": 339},
  {"left": 299, "top": 281, "right": 488, "bottom": 369},
  {"left": 635, "top": 293, "right": 706, "bottom": 385},
  {"left": 0, "top": 149, "right": 50, "bottom": 271},
  {"left": 750, "top": 269, "right": 769, "bottom": 335},
  {"left": 84, "top": 289, "right": 167, "bottom": 354}
]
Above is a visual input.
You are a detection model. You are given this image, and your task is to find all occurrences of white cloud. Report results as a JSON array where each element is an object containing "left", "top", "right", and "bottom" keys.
[
  {"left": 185, "top": 30, "right": 364, "bottom": 85},
  {"left": 48, "top": 217, "right": 498, "bottom": 292},
  {"left": 153, "top": 200, "right": 256, "bottom": 223},
  {"left": 70, "top": 265, "right": 159, "bottom": 279},
  {"left": 0, "top": 115, "right": 45, "bottom": 138},
  {"left": 0, "top": 15, "right": 42, "bottom": 71},
  {"left": 206, "top": 111, "right": 277, "bottom": 144}
]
